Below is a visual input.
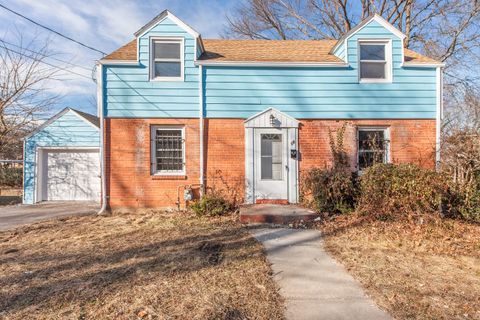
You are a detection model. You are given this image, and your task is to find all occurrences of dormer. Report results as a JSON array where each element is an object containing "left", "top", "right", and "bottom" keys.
[
  {"left": 331, "top": 14, "right": 442, "bottom": 83},
  {"left": 101, "top": 10, "right": 205, "bottom": 82},
  {"left": 132, "top": 10, "right": 204, "bottom": 81}
]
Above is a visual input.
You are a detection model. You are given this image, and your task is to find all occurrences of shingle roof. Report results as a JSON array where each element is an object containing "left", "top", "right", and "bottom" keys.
[
  {"left": 71, "top": 108, "right": 100, "bottom": 128},
  {"left": 104, "top": 39, "right": 137, "bottom": 61},
  {"left": 102, "top": 38, "right": 440, "bottom": 65},
  {"left": 199, "top": 39, "right": 342, "bottom": 63}
]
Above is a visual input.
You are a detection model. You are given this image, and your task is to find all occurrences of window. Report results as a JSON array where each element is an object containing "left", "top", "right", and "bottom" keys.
[
  {"left": 151, "top": 126, "right": 185, "bottom": 175},
  {"left": 260, "top": 134, "right": 283, "bottom": 180},
  {"left": 150, "top": 38, "right": 183, "bottom": 80},
  {"left": 357, "top": 128, "right": 389, "bottom": 171},
  {"left": 359, "top": 41, "right": 391, "bottom": 82}
]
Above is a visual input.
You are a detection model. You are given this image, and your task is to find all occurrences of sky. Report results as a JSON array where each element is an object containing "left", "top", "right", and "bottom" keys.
[{"left": 0, "top": 0, "right": 238, "bottom": 118}]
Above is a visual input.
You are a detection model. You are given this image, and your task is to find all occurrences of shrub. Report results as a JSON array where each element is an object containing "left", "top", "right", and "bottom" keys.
[
  {"left": 0, "top": 166, "right": 22, "bottom": 187},
  {"left": 301, "top": 123, "right": 358, "bottom": 214},
  {"left": 441, "top": 130, "right": 480, "bottom": 223},
  {"left": 448, "top": 174, "right": 480, "bottom": 223},
  {"left": 189, "top": 192, "right": 234, "bottom": 217},
  {"left": 357, "top": 163, "right": 449, "bottom": 220},
  {"left": 302, "top": 168, "right": 358, "bottom": 214}
]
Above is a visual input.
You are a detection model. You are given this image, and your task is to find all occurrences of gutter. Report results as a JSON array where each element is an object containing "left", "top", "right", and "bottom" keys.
[
  {"left": 194, "top": 61, "right": 349, "bottom": 67},
  {"left": 98, "top": 59, "right": 140, "bottom": 66},
  {"left": 198, "top": 64, "right": 204, "bottom": 195},
  {"left": 96, "top": 62, "right": 108, "bottom": 215}
]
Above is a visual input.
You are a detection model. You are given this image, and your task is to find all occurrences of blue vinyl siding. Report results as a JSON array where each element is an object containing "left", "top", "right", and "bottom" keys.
[
  {"left": 103, "top": 17, "right": 437, "bottom": 120},
  {"left": 103, "top": 17, "right": 199, "bottom": 118},
  {"left": 203, "top": 19, "right": 437, "bottom": 119},
  {"left": 23, "top": 110, "right": 99, "bottom": 204}
]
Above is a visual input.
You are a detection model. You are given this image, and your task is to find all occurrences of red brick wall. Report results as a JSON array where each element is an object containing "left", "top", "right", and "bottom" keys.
[
  {"left": 299, "top": 119, "right": 436, "bottom": 171},
  {"left": 105, "top": 118, "right": 200, "bottom": 208},
  {"left": 105, "top": 118, "right": 436, "bottom": 208},
  {"left": 203, "top": 119, "right": 245, "bottom": 204}
]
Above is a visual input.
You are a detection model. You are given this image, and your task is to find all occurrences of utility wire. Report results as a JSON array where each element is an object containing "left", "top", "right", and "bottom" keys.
[
  {"left": 0, "top": 39, "right": 92, "bottom": 71},
  {"left": 0, "top": 3, "right": 107, "bottom": 55},
  {"left": 4, "top": 46, "right": 92, "bottom": 79}
]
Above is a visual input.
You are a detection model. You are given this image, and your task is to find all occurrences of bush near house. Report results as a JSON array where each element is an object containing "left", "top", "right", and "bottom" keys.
[
  {"left": 189, "top": 193, "right": 235, "bottom": 217},
  {"left": 357, "top": 163, "right": 450, "bottom": 220},
  {"left": 0, "top": 166, "right": 22, "bottom": 187},
  {"left": 301, "top": 123, "right": 358, "bottom": 215},
  {"left": 302, "top": 168, "right": 357, "bottom": 214}
]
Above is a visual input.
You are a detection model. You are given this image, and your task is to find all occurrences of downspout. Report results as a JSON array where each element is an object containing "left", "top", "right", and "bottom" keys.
[
  {"left": 96, "top": 61, "right": 107, "bottom": 215},
  {"left": 199, "top": 64, "right": 204, "bottom": 195},
  {"left": 435, "top": 66, "right": 443, "bottom": 170},
  {"left": 22, "top": 139, "right": 26, "bottom": 204}
]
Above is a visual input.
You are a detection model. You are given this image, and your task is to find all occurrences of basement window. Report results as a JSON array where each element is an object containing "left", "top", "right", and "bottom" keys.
[
  {"left": 151, "top": 126, "right": 185, "bottom": 175},
  {"left": 150, "top": 38, "right": 183, "bottom": 80},
  {"left": 358, "top": 41, "right": 391, "bottom": 82},
  {"left": 357, "top": 127, "right": 390, "bottom": 171}
]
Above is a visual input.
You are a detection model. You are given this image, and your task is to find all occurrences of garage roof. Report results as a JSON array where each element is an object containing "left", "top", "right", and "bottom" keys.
[{"left": 24, "top": 108, "right": 99, "bottom": 140}]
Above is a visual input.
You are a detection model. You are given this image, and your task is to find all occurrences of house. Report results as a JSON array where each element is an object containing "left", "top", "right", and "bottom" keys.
[
  {"left": 23, "top": 108, "right": 100, "bottom": 204},
  {"left": 97, "top": 10, "right": 443, "bottom": 209}
]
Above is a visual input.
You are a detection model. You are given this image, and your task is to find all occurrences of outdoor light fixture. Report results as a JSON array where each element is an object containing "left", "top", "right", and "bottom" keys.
[{"left": 270, "top": 114, "right": 276, "bottom": 126}]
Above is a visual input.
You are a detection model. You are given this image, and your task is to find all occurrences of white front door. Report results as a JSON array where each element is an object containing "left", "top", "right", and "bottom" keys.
[{"left": 254, "top": 128, "right": 288, "bottom": 201}]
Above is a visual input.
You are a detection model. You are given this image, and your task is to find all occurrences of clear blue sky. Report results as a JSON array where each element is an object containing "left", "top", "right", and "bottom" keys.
[{"left": 0, "top": 0, "right": 238, "bottom": 117}]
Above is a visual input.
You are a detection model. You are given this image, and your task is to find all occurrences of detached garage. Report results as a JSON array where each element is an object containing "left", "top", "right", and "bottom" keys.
[{"left": 23, "top": 108, "right": 100, "bottom": 204}]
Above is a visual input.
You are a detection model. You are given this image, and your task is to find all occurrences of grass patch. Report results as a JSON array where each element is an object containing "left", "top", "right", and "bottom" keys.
[
  {"left": 319, "top": 214, "right": 480, "bottom": 320},
  {"left": 0, "top": 211, "right": 284, "bottom": 319}
]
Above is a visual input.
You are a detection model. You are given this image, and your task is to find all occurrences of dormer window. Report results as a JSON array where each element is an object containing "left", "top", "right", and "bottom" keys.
[
  {"left": 150, "top": 38, "right": 184, "bottom": 81},
  {"left": 358, "top": 40, "right": 392, "bottom": 83}
]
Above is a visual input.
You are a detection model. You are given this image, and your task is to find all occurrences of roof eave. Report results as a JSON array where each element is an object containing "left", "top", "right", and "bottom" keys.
[
  {"left": 98, "top": 59, "right": 140, "bottom": 66},
  {"left": 134, "top": 10, "right": 200, "bottom": 39},
  {"left": 330, "top": 13, "right": 406, "bottom": 54},
  {"left": 402, "top": 62, "right": 445, "bottom": 68},
  {"left": 195, "top": 60, "right": 349, "bottom": 67}
]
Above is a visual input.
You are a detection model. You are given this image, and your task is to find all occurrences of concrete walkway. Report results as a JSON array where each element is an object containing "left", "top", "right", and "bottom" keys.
[
  {"left": 0, "top": 201, "right": 99, "bottom": 231},
  {"left": 250, "top": 228, "right": 391, "bottom": 320}
]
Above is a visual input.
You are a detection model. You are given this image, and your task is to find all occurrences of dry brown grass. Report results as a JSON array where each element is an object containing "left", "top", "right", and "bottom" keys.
[
  {"left": 319, "top": 214, "right": 480, "bottom": 320},
  {"left": 0, "top": 211, "right": 284, "bottom": 319}
]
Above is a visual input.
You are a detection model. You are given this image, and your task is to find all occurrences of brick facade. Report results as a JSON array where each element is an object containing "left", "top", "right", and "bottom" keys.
[{"left": 105, "top": 118, "right": 436, "bottom": 209}]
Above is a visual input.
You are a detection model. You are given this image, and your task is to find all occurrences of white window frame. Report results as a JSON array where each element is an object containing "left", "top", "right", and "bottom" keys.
[
  {"left": 150, "top": 126, "right": 186, "bottom": 176},
  {"left": 357, "top": 39, "right": 392, "bottom": 83},
  {"left": 149, "top": 37, "right": 184, "bottom": 81},
  {"left": 357, "top": 127, "right": 390, "bottom": 172}
]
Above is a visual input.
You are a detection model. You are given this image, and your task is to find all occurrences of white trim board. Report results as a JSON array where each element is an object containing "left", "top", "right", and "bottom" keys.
[{"left": 195, "top": 61, "right": 349, "bottom": 67}]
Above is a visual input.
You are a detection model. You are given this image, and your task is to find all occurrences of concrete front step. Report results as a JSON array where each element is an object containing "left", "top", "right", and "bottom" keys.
[{"left": 239, "top": 204, "right": 318, "bottom": 225}]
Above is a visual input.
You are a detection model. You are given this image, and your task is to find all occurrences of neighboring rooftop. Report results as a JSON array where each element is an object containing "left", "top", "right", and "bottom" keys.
[{"left": 103, "top": 38, "right": 439, "bottom": 65}]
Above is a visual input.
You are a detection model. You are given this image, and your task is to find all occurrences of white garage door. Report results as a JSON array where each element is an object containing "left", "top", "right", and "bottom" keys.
[{"left": 40, "top": 149, "right": 100, "bottom": 201}]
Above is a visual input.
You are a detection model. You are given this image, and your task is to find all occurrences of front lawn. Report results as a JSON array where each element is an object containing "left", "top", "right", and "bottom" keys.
[
  {"left": 319, "top": 214, "right": 480, "bottom": 320},
  {"left": 0, "top": 211, "right": 284, "bottom": 319}
]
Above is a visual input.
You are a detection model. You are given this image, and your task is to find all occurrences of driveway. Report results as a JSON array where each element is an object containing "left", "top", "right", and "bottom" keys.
[{"left": 0, "top": 201, "right": 99, "bottom": 231}]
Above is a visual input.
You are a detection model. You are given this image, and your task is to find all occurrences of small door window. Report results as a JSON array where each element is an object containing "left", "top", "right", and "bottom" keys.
[{"left": 260, "top": 134, "right": 283, "bottom": 180}]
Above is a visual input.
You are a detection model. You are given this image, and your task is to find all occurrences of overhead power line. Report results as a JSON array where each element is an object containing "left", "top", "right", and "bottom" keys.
[
  {"left": 4, "top": 46, "right": 92, "bottom": 79},
  {"left": 0, "top": 39, "right": 92, "bottom": 71},
  {"left": 0, "top": 3, "right": 107, "bottom": 55}
]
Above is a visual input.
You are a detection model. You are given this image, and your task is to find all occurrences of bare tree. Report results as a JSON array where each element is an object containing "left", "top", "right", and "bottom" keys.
[{"left": 0, "top": 36, "right": 59, "bottom": 159}]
